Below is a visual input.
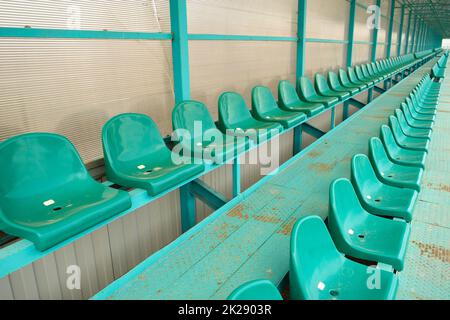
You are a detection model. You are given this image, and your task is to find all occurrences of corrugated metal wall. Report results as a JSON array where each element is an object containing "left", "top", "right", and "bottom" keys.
[{"left": 0, "top": 0, "right": 174, "bottom": 164}]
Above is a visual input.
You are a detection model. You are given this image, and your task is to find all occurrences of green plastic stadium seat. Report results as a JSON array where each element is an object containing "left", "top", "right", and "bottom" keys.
[
  {"left": 348, "top": 67, "right": 370, "bottom": 88},
  {"left": 290, "top": 216, "right": 398, "bottom": 300},
  {"left": 328, "top": 71, "right": 360, "bottom": 95},
  {"left": 329, "top": 178, "right": 411, "bottom": 271},
  {"left": 252, "top": 86, "right": 307, "bottom": 129},
  {"left": 0, "top": 133, "right": 132, "bottom": 251},
  {"left": 408, "top": 97, "right": 437, "bottom": 115},
  {"left": 394, "top": 109, "right": 432, "bottom": 140},
  {"left": 380, "top": 125, "right": 427, "bottom": 169},
  {"left": 218, "top": 92, "right": 283, "bottom": 143},
  {"left": 297, "top": 77, "right": 339, "bottom": 108},
  {"left": 102, "top": 113, "right": 205, "bottom": 196},
  {"left": 405, "top": 101, "right": 436, "bottom": 122},
  {"left": 354, "top": 66, "right": 375, "bottom": 86},
  {"left": 314, "top": 74, "right": 350, "bottom": 101},
  {"left": 338, "top": 69, "right": 367, "bottom": 91},
  {"left": 400, "top": 103, "right": 434, "bottom": 130},
  {"left": 389, "top": 116, "right": 430, "bottom": 153},
  {"left": 173, "top": 101, "right": 250, "bottom": 164},
  {"left": 369, "top": 138, "right": 423, "bottom": 192},
  {"left": 228, "top": 280, "right": 283, "bottom": 300},
  {"left": 351, "top": 154, "right": 418, "bottom": 222},
  {"left": 278, "top": 80, "right": 325, "bottom": 117}
]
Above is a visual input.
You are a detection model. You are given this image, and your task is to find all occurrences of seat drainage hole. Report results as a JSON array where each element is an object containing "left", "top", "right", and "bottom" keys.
[
  {"left": 375, "top": 199, "right": 382, "bottom": 203},
  {"left": 388, "top": 175, "right": 394, "bottom": 178},
  {"left": 358, "top": 234, "right": 365, "bottom": 239},
  {"left": 144, "top": 170, "right": 153, "bottom": 174},
  {"left": 53, "top": 207, "right": 63, "bottom": 212},
  {"left": 329, "top": 290, "right": 339, "bottom": 297}
]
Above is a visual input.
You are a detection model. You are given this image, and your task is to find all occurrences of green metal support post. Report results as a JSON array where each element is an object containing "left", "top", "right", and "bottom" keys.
[
  {"left": 397, "top": 4, "right": 405, "bottom": 58},
  {"left": 344, "top": 0, "right": 357, "bottom": 120},
  {"left": 404, "top": 10, "right": 412, "bottom": 55},
  {"left": 294, "top": 0, "right": 307, "bottom": 154},
  {"left": 368, "top": 0, "right": 382, "bottom": 102},
  {"left": 410, "top": 15, "right": 417, "bottom": 53}
]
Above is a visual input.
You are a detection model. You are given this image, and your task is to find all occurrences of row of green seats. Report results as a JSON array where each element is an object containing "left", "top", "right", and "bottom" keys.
[
  {"left": 0, "top": 52, "right": 434, "bottom": 252},
  {"left": 227, "top": 73, "right": 440, "bottom": 301},
  {"left": 431, "top": 51, "right": 448, "bottom": 79}
]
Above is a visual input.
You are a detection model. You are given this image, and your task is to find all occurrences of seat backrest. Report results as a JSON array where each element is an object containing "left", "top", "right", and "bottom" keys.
[
  {"left": 369, "top": 137, "right": 391, "bottom": 173},
  {"left": 355, "top": 66, "right": 365, "bottom": 79},
  {"left": 314, "top": 73, "right": 330, "bottom": 94},
  {"left": 347, "top": 67, "right": 359, "bottom": 82},
  {"left": 290, "top": 215, "right": 342, "bottom": 300},
  {"left": 278, "top": 80, "right": 302, "bottom": 107},
  {"left": 172, "top": 100, "right": 217, "bottom": 140},
  {"left": 352, "top": 152, "right": 379, "bottom": 183},
  {"left": 338, "top": 69, "right": 351, "bottom": 86},
  {"left": 389, "top": 116, "right": 403, "bottom": 139},
  {"left": 380, "top": 125, "right": 397, "bottom": 151},
  {"left": 0, "top": 133, "right": 91, "bottom": 200},
  {"left": 102, "top": 113, "right": 168, "bottom": 170},
  {"left": 328, "top": 71, "right": 342, "bottom": 91},
  {"left": 252, "top": 86, "right": 279, "bottom": 115},
  {"left": 218, "top": 92, "right": 254, "bottom": 130},
  {"left": 298, "top": 76, "right": 317, "bottom": 100},
  {"left": 329, "top": 178, "right": 367, "bottom": 251}
]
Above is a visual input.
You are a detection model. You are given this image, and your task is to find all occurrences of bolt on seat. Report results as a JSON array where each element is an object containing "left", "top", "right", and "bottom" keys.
[
  {"left": 290, "top": 215, "right": 398, "bottom": 300},
  {"left": 173, "top": 100, "right": 250, "bottom": 164},
  {"left": 228, "top": 280, "right": 283, "bottom": 300},
  {"left": 297, "top": 76, "right": 339, "bottom": 108},
  {"left": 278, "top": 80, "right": 325, "bottom": 117},
  {"left": 102, "top": 113, "right": 205, "bottom": 196},
  {"left": 218, "top": 92, "right": 283, "bottom": 143},
  {"left": 351, "top": 154, "right": 418, "bottom": 222},
  {"left": 380, "top": 125, "right": 427, "bottom": 169},
  {"left": 0, "top": 133, "right": 132, "bottom": 251},
  {"left": 329, "top": 178, "right": 411, "bottom": 271},
  {"left": 314, "top": 74, "right": 350, "bottom": 101},
  {"left": 252, "top": 86, "right": 307, "bottom": 129},
  {"left": 389, "top": 116, "right": 430, "bottom": 153},
  {"left": 369, "top": 137, "right": 424, "bottom": 193},
  {"left": 394, "top": 109, "right": 432, "bottom": 140}
]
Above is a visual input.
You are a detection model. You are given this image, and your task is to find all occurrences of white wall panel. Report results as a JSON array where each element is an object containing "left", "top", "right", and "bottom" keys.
[
  {"left": 306, "top": 0, "right": 349, "bottom": 39},
  {"left": 187, "top": 0, "right": 298, "bottom": 36},
  {"left": 189, "top": 40, "right": 297, "bottom": 119},
  {"left": 0, "top": 39, "right": 174, "bottom": 165},
  {"left": 0, "top": 0, "right": 171, "bottom": 32}
]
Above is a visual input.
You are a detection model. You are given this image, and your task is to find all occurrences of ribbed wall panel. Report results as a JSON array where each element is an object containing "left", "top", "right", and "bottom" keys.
[
  {"left": 305, "top": 43, "right": 346, "bottom": 78},
  {"left": 306, "top": 0, "right": 349, "bottom": 39},
  {"left": 353, "top": 43, "right": 371, "bottom": 64},
  {"left": 187, "top": 0, "right": 298, "bottom": 37},
  {"left": 354, "top": 2, "right": 374, "bottom": 42},
  {"left": 0, "top": 0, "right": 171, "bottom": 32},
  {"left": 189, "top": 40, "right": 297, "bottom": 120},
  {"left": 0, "top": 38, "right": 175, "bottom": 164}
]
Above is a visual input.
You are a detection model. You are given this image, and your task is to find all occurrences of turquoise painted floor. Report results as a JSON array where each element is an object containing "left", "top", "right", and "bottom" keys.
[
  {"left": 95, "top": 58, "right": 447, "bottom": 300},
  {"left": 397, "top": 62, "right": 450, "bottom": 300}
]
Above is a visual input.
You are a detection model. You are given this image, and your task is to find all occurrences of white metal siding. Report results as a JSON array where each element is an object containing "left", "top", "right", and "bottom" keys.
[{"left": 0, "top": 0, "right": 171, "bottom": 32}]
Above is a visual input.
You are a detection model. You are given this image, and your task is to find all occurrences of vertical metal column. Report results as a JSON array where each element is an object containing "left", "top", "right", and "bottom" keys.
[
  {"left": 344, "top": 0, "right": 357, "bottom": 120},
  {"left": 404, "top": 10, "right": 412, "bottom": 54},
  {"left": 386, "top": 0, "right": 395, "bottom": 58},
  {"left": 410, "top": 15, "right": 417, "bottom": 53},
  {"left": 397, "top": 4, "right": 405, "bottom": 57},
  {"left": 170, "top": 0, "right": 190, "bottom": 103},
  {"left": 294, "top": 0, "right": 307, "bottom": 153}
]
